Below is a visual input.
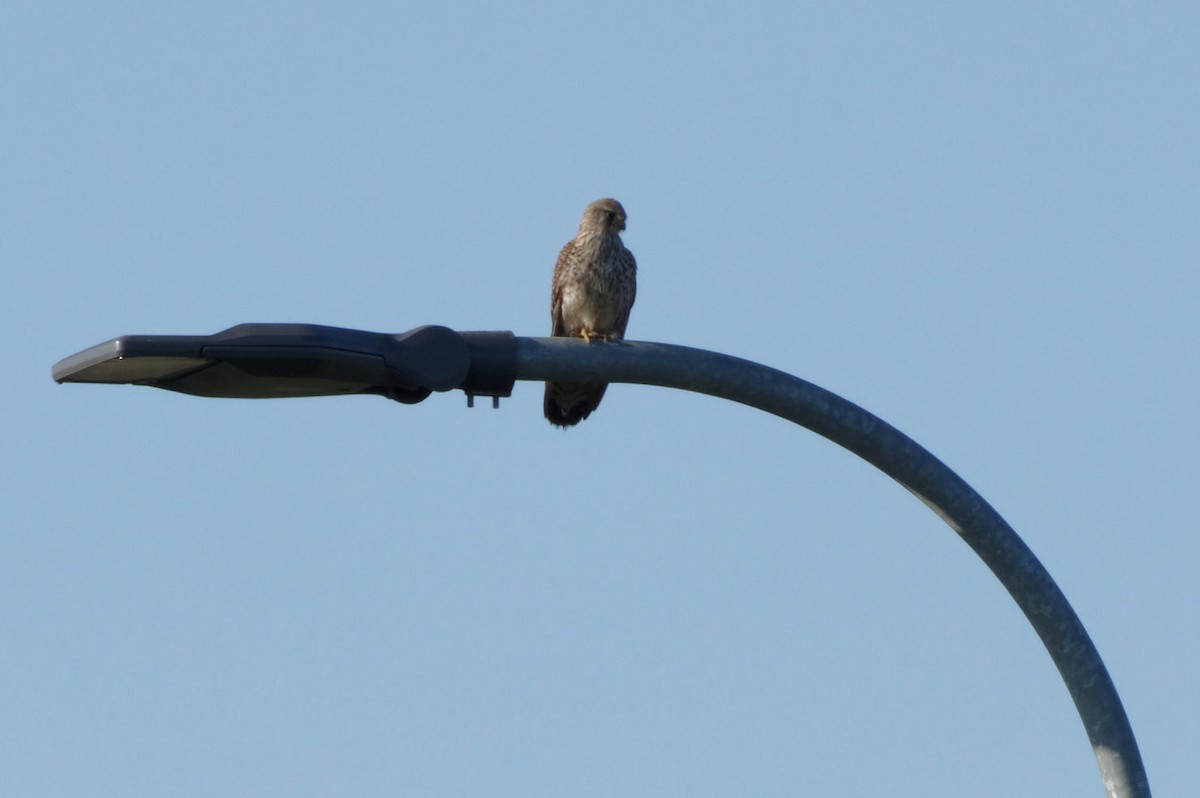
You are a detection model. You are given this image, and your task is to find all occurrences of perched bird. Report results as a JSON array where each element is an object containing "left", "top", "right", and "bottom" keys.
[{"left": 543, "top": 198, "right": 638, "bottom": 427}]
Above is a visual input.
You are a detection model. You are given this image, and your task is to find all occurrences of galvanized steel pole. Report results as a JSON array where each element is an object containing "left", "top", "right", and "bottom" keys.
[
  {"left": 50, "top": 327, "right": 1151, "bottom": 796},
  {"left": 515, "top": 336, "right": 1150, "bottom": 798}
]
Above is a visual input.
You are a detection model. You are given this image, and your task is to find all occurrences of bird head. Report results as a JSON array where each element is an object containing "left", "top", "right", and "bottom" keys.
[{"left": 582, "top": 198, "right": 627, "bottom": 233}]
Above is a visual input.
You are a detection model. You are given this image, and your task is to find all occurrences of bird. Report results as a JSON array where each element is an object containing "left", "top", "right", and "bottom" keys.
[{"left": 543, "top": 198, "right": 638, "bottom": 427}]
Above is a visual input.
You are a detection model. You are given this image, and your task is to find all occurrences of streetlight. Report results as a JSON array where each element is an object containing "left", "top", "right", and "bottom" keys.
[
  {"left": 54, "top": 322, "right": 1151, "bottom": 798},
  {"left": 52, "top": 322, "right": 516, "bottom": 405}
]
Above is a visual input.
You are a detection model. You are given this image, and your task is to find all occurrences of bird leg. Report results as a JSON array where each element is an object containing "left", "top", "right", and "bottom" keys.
[{"left": 578, "top": 328, "right": 612, "bottom": 343}]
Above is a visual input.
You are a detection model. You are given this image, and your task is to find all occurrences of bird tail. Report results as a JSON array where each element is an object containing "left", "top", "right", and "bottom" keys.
[{"left": 544, "top": 382, "right": 609, "bottom": 427}]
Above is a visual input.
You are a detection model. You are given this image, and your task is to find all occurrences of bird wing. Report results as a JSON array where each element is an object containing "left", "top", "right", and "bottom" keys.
[
  {"left": 613, "top": 246, "right": 637, "bottom": 338},
  {"left": 549, "top": 239, "right": 575, "bottom": 337}
]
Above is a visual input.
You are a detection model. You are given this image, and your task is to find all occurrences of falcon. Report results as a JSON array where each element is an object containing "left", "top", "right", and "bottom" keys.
[{"left": 543, "top": 198, "right": 638, "bottom": 427}]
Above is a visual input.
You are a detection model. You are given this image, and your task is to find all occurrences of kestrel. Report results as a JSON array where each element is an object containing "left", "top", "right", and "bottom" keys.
[{"left": 543, "top": 198, "right": 638, "bottom": 427}]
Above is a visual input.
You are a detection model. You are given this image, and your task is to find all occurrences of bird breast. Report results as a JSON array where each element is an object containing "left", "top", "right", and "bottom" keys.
[{"left": 559, "top": 236, "right": 632, "bottom": 337}]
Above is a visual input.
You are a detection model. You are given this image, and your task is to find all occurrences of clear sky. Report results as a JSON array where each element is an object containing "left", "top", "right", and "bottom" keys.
[{"left": 4, "top": 2, "right": 1196, "bottom": 796}]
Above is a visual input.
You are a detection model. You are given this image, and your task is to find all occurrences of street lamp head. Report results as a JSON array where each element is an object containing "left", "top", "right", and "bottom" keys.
[{"left": 52, "top": 323, "right": 515, "bottom": 406}]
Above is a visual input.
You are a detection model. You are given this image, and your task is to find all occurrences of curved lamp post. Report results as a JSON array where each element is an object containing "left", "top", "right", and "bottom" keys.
[
  {"left": 53, "top": 324, "right": 1151, "bottom": 798},
  {"left": 518, "top": 336, "right": 1150, "bottom": 798}
]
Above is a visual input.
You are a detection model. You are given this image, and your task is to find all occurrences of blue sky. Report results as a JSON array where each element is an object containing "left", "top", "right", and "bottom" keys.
[{"left": 4, "top": 3, "right": 1197, "bottom": 795}]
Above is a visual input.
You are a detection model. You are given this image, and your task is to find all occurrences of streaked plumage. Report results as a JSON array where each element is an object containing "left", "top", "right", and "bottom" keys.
[{"left": 543, "top": 198, "right": 637, "bottom": 427}]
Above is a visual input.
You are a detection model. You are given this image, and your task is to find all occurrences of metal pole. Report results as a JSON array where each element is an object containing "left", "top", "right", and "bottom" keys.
[{"left": 514, "top": 336, "right": 1150, "bottom": 798}]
